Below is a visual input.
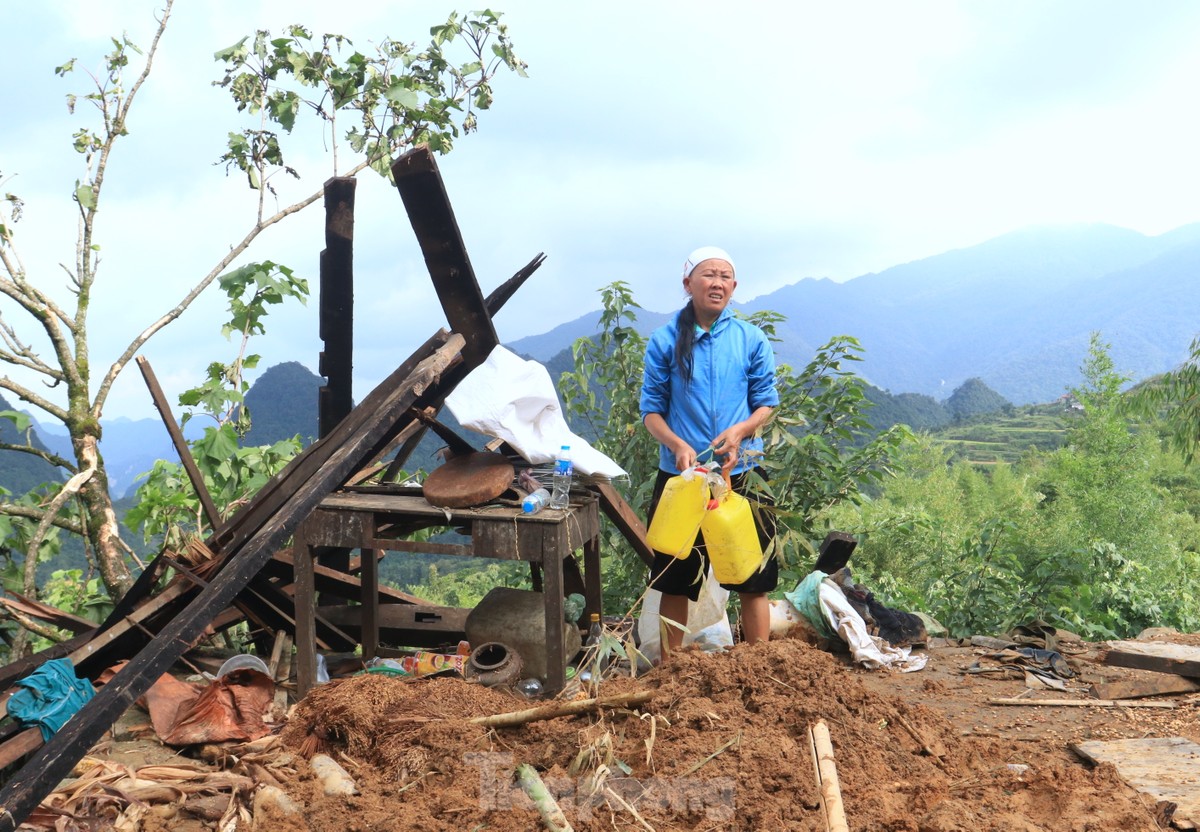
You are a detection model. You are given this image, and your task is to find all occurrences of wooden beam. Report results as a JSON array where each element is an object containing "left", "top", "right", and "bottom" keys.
[
  {"left": 0, "top": 730, "right": 43, "bottom": 771},
  {"left": 0, "top": 334, "right": 465, "bottom": 832},
  {"left": 590, "top": 482, "right": 655, "bottom": 568},
  {"left": 1104, "top": 641, "right": 1200, "bottom": 678},
  {"left": 1090, "top": 675, "right": 1200, "bottom": 701},
  {"left": 136, "top": 355, "right": 222, "bottom": 529},
  {"left": 391, "top": 145, "right": 496, "bottom": 367},
  {"left": 318, "top": 176, "right": 356, "bottom": 438}
]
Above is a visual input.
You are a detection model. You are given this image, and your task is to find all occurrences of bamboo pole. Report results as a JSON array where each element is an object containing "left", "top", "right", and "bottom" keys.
[
  {"left": 808, "top": 720, "right": 849, "bottom": 832},
  {"left": 516, "top": 764, "right": 574, "bottom": 832},
  {"left": 470, "top": 690, "right": 655, "bottom": 728}
]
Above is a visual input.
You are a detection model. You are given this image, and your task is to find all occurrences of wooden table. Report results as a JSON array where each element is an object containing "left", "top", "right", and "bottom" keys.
[{"left": 294, "top": 487, "right": 602, "bottom": 696}]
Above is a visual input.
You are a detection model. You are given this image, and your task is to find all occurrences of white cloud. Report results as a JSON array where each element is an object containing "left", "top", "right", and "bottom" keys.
[{"left": 5, "top": 1, "right": 1200, "bottom": 419}]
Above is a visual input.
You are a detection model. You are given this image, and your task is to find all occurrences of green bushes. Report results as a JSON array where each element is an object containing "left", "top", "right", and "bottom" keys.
[{"left": 826, "top": 335, "right": 1200, "bottom": 638}]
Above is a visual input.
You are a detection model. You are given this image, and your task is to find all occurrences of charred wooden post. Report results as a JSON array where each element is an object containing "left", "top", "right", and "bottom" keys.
[
  {"left": 391, "top": 145, "right": 497, "bottom": 367},
  {"left": 318, "top": 177, "right": 357, "bottom": 439}
]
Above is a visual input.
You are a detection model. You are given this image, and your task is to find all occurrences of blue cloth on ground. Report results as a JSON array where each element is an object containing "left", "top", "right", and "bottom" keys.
[
  {"left": 783, "top": 570, "right": 838, "bottom": 639},
  {"left": 7, "top": 657, "right": 95, "bottom": 741}
]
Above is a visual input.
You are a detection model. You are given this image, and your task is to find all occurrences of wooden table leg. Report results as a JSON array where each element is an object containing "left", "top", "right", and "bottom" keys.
[
  {"left": 542, "top": 551, "right": 566, "bottom": 696},
  {"left": 583, "top": 533, "right": 602, "bottom": 622},
  {"left": 361, "top": 547, "right": 379, "bottom": 661}
]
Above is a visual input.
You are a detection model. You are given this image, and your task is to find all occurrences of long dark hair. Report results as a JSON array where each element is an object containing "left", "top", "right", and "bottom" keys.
[{"left": 673, "top": 302, "right": 697, "bottom": 384}]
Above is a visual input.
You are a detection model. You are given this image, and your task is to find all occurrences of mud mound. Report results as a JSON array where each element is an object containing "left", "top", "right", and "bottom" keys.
[{"left": 273, "top": 640, "right": 1161, "bottom": 831}]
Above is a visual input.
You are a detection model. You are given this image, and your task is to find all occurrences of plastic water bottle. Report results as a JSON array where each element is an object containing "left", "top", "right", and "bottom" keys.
[
  {"left": 584, "top": 612, "right": 603, "bottom": 648},
  {"left": 549, "top": 444, "right": 573, "bottom": 509},
  {"left": 516, "top": 678, "right": 543, "bottom": 699},
  {"left": 522, "top": 488, "right": 551, "bottom": 514}
]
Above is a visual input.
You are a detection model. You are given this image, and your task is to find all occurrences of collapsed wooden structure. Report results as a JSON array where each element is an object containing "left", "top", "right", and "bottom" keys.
[{"left": 0, "top": 145, "right": 654, "bottom": 831}]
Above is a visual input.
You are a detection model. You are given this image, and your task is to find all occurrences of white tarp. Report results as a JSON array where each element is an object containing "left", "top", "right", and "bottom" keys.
[{"left": 444, "top": 345, "right": 627, "bottom": 478}]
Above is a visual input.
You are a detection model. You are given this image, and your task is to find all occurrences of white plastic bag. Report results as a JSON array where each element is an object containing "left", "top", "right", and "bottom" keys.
[
  {"left": 445, "top": 345, "right": 626, "bottom": 477},
  {"left": 636, "top": 566, "right": 732, "bottom": 664}
]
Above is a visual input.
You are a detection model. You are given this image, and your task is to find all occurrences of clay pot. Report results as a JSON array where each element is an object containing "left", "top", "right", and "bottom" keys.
[{"left": 466, "top": 642, "right": 523, "bottom": 689}]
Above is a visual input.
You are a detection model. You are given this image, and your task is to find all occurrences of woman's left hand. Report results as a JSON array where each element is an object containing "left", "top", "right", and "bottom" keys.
[{"left": 711, "top": 426, "right": 748, "bottom": 473}]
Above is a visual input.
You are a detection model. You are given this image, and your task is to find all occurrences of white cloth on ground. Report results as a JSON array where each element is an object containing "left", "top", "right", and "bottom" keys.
[{"left": 816, "top": 580, "right": 928, "bottom": 672}]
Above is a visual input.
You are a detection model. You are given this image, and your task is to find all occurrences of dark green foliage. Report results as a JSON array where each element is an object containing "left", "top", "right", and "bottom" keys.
[
  {"left": 863, "top": 387, "right": 951, "bottom": 434},
  {"left": 830, "top": 335, "right": 1200, "bottom": 640},
  {"left": 945, "top": 378, "right": 1012, "bottom": 421},
  {"left": 241, "top": 361, "right": 322, "bottom": 446},
  {"left": 0, "top": 395, "right": 63, "bottom": 496}
]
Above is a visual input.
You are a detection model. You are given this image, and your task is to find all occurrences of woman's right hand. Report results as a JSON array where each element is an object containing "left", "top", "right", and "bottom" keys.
[{"left": 672, "top": 442, "right": 698, "bottom": 472}]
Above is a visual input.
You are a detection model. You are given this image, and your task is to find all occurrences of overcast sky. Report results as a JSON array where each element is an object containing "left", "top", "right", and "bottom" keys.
[{"left": 6, "top": 1, "right": 1200, "bottom": 422}]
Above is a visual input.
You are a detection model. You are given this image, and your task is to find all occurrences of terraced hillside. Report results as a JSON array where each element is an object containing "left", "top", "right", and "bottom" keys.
[{"left": 930, "top": 402, "right": 1074, "bottom": 465}]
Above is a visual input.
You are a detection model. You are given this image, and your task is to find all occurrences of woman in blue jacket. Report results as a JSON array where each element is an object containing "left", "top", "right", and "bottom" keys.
[{"left": 640, "top": 246, "right": 780, "bottom": 655}]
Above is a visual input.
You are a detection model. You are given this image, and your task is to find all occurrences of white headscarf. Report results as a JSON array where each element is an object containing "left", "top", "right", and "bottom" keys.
[{"left": 683, "top": 246, "right": 735, "bottom": 278}]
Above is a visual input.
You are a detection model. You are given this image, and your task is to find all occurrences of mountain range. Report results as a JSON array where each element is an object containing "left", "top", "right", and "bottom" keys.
[
  {"left": 2, "top": 222, "right": 1196, "bottom": 499},
  {"left": 511, "top": 222, "right": 1200, "bottom": 404}
]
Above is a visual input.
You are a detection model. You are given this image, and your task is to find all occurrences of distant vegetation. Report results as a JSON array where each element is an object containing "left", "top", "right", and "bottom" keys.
[{"left": 0, "top": 394, "right": 62, "bottom": 496}]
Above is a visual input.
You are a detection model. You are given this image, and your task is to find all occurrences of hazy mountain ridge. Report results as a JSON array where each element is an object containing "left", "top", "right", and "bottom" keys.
[{"left": 510, "top": 222, "right": 1200, "bottom": 404}]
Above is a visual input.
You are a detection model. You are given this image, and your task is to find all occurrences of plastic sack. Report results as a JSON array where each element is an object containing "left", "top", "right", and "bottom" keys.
[
  {"left": 636, "top": 566, "right": 732, "bottom": 664},
  {"left": 445, "top": 345, "right": 626, "bottom": 477}
]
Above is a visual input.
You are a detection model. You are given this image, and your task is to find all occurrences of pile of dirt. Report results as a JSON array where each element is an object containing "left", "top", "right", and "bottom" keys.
[{"left": 272, "top": 639, "right": 1164, "bottom": 831}]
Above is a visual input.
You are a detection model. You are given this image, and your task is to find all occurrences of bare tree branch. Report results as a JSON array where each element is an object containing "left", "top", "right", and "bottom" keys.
[
  {"left": 92, "top": 159, "right": 369, "bottom": 414},
  {"left": 22, "top": 467, "right": 94, "bottom": 603},
  {"left": 0, "top": 441, "right": 77, "bottom": 473},
  {"left": 0, "top": 501, "right": 85, "bottom": 536},
  {"left": 0, "top": 376, "right": 69, "bottom": 422},
  {"left": 0, "top": 609, "right": 69, "bottom": 645}
]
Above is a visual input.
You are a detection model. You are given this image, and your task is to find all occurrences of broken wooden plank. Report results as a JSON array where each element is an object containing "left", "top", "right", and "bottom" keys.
[
  {"left": 0, "top": 593, "right": 93, "bottom": 635},
  {"left": 1104, "top": 640, "right": 1200, "bottom": 678},
  {"left": 0, "top": 334, "right": 465, "bottom": 832},
  {"left": 590, "top": 482, "right": 655, "bottom": 568},
  {"left": 1072, "top": 737, "right": 1200, "bottom": 827},
  {"left": 137, "top": 355, "right": 222, "bottom": 529},
  {"left": 391, "top": 145, "right": 496, "bottom": 366},
  {"left": 988, "top": 697, "right": 1175, "bottom": 708},
  {"left": 0, "top": 730, "right": 44, "bottom": 771},
  {"left": 1090, "top": 675, "right": 1200, "bottom": 701}
]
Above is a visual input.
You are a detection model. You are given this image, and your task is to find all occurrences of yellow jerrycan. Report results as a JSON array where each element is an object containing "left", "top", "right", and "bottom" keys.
[
  {"left": 645, "top": 467, "right": 711, "bottom": 558},
  {"left": 700, "top": 476, "right": 763, "bottom": 585}
]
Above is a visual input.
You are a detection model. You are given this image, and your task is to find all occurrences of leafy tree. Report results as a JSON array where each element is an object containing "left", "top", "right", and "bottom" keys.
[
  {"left": 0, "top": 2, "right": 526, "bottom": 615},
  {"left": 1127, "top": 334, "right": 1200, "bottom": 463}
]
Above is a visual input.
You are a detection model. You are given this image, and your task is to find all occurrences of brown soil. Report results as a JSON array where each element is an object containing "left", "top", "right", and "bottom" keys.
[{"left": 241, "top": 636, "right": 1199, "bottom": 831}]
